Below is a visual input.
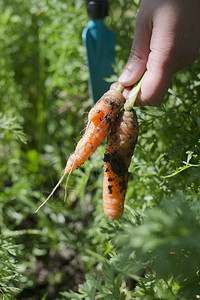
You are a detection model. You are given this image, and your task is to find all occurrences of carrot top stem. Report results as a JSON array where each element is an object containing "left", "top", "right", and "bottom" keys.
[
  {"left": 124, "top": 72, "right": 146, "bottom": 111},
  {"left": 115, "top": 83, "right": 124, "bottom": 92}
]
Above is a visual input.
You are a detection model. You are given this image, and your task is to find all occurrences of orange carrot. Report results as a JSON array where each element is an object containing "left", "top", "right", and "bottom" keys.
[
  {"left": 64, "top": 89, "right": 124, "bottom": 175},
  {"left": 35, "top": 89, "right": 124, "bottom": 213},
  {"left": 103, "top": 109, "right": 139, "bottom": 219}
]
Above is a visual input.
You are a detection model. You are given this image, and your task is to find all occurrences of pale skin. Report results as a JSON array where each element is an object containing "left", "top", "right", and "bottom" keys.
[{"left": 111, "top": 0, "right": 200, "bottom": 106}]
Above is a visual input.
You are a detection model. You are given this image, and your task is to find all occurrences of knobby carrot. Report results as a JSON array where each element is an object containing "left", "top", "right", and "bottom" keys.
[
  {"left": 64, "top": 89, "right": 124, "bottom": 175},
  {"left": 103, "top": 109, "right": 139, "bottom": 219},
  {"left": 35, "top": 88, "right": 124, "bottom": 213},
  {"left": 102, "top": 74, "right": 145, "bottom": 219}
]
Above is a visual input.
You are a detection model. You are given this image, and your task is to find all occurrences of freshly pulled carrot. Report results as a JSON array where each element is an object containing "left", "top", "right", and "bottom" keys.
[
  {"left": 35, "top": 89, "right": 124, "bottom": 213},
  {"left": 103, "top": 109, "right": 139, "bottom": 219},
  {"left": 64, "top": 89, "right": 124, "bottom": 175}
]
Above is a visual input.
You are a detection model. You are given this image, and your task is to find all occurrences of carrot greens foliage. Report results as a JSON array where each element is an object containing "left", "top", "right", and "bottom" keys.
[{"left": 0, "top": 0, "right": 200, "bottom": 299}]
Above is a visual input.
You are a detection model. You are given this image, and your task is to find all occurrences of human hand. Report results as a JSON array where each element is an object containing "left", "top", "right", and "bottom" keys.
[{"left": 111, "top": 0, "right": 200, "bottom": 106}]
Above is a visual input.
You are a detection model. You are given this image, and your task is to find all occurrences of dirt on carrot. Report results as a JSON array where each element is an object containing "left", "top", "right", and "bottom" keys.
[{"left": 103, "top": 109, "right": 139, "bottom": 219}]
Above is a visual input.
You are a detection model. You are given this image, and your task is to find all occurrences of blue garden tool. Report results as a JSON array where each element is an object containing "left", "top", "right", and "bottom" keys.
[{"left": 82, "top": 0, "right": 115, "bottom": 104}]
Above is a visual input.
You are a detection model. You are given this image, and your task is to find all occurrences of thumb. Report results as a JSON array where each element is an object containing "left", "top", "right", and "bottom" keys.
[
  {"left": 138, "top": 55, "right": 173, "bottom": 106},
  {"left": 118, "top": 11, "right": 151, "bottom": 86}
]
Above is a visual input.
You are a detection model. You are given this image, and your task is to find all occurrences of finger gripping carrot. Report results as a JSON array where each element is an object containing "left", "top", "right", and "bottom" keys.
[
  {"left": 103, "top": 109, "right": 139, "bottom": 219},
  {"left": 64, "top": 89, "right": 124, "bottom": 175}
]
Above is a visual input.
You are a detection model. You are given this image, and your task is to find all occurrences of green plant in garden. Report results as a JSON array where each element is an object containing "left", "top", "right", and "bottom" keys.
[
  {"left": 0, "top": 0, "right": 200, "bottom": 299},
  {"left": 0, "top": 236, "right": 21, "bottom": 299}
]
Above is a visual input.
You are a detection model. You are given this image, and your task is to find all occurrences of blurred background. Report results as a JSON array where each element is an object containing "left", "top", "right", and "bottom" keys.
[{"left": 0, "top": 0, "right": 200, "bottom": 299}]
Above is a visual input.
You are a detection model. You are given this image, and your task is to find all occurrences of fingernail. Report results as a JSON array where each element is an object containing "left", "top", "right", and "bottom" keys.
[{"left": 118, "top": 68, "right": 132, "bottom": 83}]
